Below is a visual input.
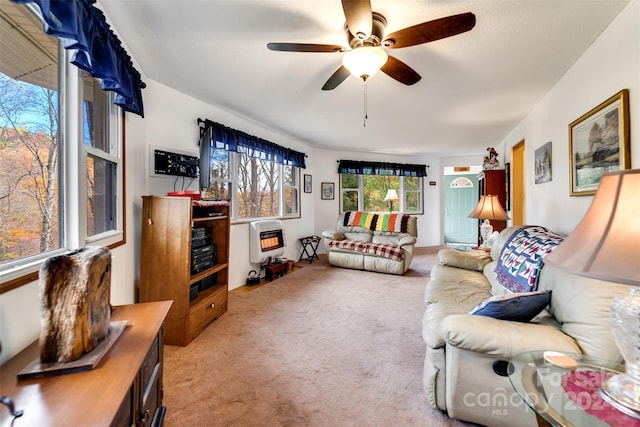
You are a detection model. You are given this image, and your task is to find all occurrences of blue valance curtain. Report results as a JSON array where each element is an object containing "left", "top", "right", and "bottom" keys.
[
  {"left": 338, "top": 160, "right": 427, "bottom": 177},
  {"left": 198, "top": 118, "right": 306, "bottom": 169},
  {"left": 11, "top": 0, "right": 145, "bottom": 117}
]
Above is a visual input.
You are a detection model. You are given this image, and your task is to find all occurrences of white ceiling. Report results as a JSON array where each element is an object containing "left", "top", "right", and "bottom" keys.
[{"left": 99, "top": 0, "right": 630, "bottom": 157}]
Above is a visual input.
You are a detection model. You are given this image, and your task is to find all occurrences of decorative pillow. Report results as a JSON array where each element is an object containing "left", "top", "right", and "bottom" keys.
[
  {"left": 469, "top": 290, "right": 552, "bottom": 322},
  {"left": 344, "top": 232, "right": 373, "bottom": 243},
  {"left": 438, "top": 248, "right": 491, "bottom": 271}
]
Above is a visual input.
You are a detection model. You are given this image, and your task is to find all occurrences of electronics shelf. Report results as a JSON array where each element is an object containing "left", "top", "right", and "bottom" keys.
[{"left": 140, "top": 196, "right": 230, "bottom": 346}]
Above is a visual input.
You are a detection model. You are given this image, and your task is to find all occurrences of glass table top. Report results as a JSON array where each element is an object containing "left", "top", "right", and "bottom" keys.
[{"left": 508, "top": 351, "right": 639, "bottom": 427}]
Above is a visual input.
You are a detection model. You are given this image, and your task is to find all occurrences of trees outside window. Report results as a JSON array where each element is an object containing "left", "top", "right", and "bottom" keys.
[
  {"left": 1, "top": 2, "right": 124, "bottom": 290},
  {"left": 340, "top": 173, "right": 423, "bottom": 214},
  {"left": 0, "top": 17, "right": 60, "bottom": 262},
  {"left": 204, "top": 148, "right": 300, "bottom": 221}
]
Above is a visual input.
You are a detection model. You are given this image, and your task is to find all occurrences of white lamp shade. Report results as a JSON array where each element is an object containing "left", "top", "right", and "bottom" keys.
[
  {"left": 468, "top": 195, "right": 509, "bottom": 221},
  {"left": 342, "top": 46, "right": 388, "bottom": 79},
  {"left": 384, "top": 189, "right": 399, "bottom": 202},
  {"left": 544, "top": 169, "right": 640, "bottom": 286}
]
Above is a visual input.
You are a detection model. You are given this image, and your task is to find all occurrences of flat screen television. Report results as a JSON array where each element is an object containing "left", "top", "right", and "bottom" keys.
[{"left": 198, "top": 123, "right": 212, "bottom": 190}]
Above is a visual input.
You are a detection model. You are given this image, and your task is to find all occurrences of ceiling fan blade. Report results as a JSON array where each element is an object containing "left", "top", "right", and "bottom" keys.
[
  {"left": 381, "top": 55, "right": 421, "bottom": 86},
  {"left": 322, "top": 66, "right": 351, "bottom": 90},
  {"left": 383, "top": 12, "right": 476, "bottom": 49},
  {"left": 341, "top": 0, "right": 372, "bottom": 39},
  {"left": 267, "top": 43, "right": 344, "bottom": 53}
]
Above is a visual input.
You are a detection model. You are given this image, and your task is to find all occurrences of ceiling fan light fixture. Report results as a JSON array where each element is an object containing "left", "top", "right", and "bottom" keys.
[{"left": 342, "top": 46, "right": 388, "bottom": 80}]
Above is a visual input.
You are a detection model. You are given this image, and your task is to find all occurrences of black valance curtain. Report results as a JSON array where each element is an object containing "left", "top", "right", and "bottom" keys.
[
  {"left": 12, "top": 0, "right": 145, "bottom": 117},
  {"left": 338, "top": 160, "right": 427, "bottom": 177},
  {"left": 198, "top": 118, "right": 306, "bottom": 169}
]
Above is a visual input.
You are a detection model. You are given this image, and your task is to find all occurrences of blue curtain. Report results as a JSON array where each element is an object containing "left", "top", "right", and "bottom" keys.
[
  {"left": 11, "top": 0, "right": 145, "bottom": 117},
  {"left": 338, "top": 160, "right": 427, "bottom": 177},
  {"left": 198, "top": 119, "right": 306, "bottom": 169}
]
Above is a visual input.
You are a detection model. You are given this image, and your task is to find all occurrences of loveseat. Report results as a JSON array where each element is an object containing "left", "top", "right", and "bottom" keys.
[
  {"left": 322, "top": 211, "right": 417, "bottom": 275},
  {"left": 423, "top": 225, "right": 630, "bottom": 427}
]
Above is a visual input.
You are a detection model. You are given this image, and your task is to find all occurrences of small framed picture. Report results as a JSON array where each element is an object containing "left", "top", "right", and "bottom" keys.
[
  {"left": 321, "top": 182, "right": 334, "bottom": 200},
  {"left": 304, "top": 174, "right": 312, "bottom": 193},
  {"left": 534, "top": 141, "right": 552, "bottom": 184}
]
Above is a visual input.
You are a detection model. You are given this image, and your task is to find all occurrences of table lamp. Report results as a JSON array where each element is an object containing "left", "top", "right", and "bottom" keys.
[
  {"left": 468, "top": 194, "right": 510, "bottom": 249},
  {"left": 384, "top": 189, "right": 399, "bottom": 212},
  {"left": 544, "top": 169, "right": 640, "bottom": 418}
]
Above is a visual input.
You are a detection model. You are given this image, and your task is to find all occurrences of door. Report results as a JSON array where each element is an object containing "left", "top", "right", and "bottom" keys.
[
  {"left": 444, "top": 174, "right": 478, "bottom": 244},
  {"left": 512, "top": 140, "right": 526, "bottom": 225}
]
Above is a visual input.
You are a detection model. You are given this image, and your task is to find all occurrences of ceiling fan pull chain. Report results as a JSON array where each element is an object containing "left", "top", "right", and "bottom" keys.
[{"left": 363, "top": 79, "right": 368, "bottom": 127}]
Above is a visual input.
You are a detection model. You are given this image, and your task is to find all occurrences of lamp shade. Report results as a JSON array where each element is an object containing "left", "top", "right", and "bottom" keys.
[
  {"left": 384, "top": 189, "right": 399, "bottom": 202},
  {"left": 544, "top": 169, "right": 640, "bottom": 286},
  {"left": 468, "top": 195, "right": 510, "bottom": 220},
  {"left": 342, "top": 46, "right": 388, "bottom": 79}
]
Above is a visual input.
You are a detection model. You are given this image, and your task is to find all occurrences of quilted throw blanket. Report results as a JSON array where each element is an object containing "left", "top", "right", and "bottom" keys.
[
  {"left": 328, "top": 240, "right": 405, "bottom": 262},
  {"left": 343, "top": 211, "right": 410, "bottom": 233},
  {"left": 495, "top": 226, "right": 564, "bottom": 293}
]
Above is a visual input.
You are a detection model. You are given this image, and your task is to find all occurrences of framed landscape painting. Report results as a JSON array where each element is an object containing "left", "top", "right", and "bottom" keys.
[
  {"left": 534, "top": 142, "right": 552, "bottom": 184},
  {"left": 569, "top": 89, "right": 630, "bottom": 196}
]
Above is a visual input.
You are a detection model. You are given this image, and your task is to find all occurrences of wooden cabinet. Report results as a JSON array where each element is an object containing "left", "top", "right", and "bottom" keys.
[
  {"left": 139, "top": 196, "right": 229, "bottom": 346},
  {"left": 0, "top": 301, "right": 171, "bottom": 427},
  {"left": 477, "top": 169, "right": 507, "bottom": 234}
]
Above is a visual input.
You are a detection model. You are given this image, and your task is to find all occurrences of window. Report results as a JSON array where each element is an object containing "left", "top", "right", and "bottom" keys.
[
  {"left": 83, "top": 72, "right": 122, "bottom": 239},
  {"left": 198, "top": 119, "right": 304, "bottom": 221},
  {"left": 204, "top": 148, "right": 232, "bottom": 201},
  {"left": 0, "top": 2, "right": 124, "bottom": 291},
  {"left": 337, "top": 160, "right": 426, "bottom": 214},
  {"left": 0, "top": 2, "right": 61, "bottom": 265},
  {"left": 340, "top": 174, "right": 423, "bottom": 214},
  {"left": 282, "top": 165, "right": 299, "bottom": 216},
  {"left": 205, "top": 148, "right": 300, "bottom": 221}
]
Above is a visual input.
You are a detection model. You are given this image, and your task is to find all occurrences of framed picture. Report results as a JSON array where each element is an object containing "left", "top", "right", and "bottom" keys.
[
  {"left": 534, "top": 141, "right": 552, "bottom": 184},
  {"left": 321, "top": 182, "right": 334, "bottom": 200},
  {"left": 304, "top": 174, "right": 312, "bottom": 193},
  {"left": 569, "top": 89, "right": 630, "bottom": 196}
]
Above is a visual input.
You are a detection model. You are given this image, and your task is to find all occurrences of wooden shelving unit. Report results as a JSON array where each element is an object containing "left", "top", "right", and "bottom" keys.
[{"left": 139, "top": 196, "right": 230, "bottom": 346}]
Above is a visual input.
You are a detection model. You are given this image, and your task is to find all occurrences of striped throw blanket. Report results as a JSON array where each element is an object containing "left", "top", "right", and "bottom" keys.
[
  {"left": 342, "top": 211, "right": 410, "bottom": 233},
  {"left": 328, "top": 240, "right": 405, "bottom": 262}
]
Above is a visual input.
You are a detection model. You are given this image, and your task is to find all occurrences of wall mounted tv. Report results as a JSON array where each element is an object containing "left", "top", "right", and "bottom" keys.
[{"left": 198, "top": 124, "right": 212, "bottom": 190}]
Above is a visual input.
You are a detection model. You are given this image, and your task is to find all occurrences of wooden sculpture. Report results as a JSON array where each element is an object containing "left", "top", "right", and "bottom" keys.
[{"left": 39, "top": 246, "right": 111, "bottom": 363}]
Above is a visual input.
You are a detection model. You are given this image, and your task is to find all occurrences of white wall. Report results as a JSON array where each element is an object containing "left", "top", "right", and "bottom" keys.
[{"left": 500, "top": 1, "right": 640, "bottom": 234}]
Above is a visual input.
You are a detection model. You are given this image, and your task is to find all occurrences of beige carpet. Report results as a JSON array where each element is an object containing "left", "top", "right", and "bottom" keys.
[{"left": 162, "top": 247, "right": 476, "bottom": 426}]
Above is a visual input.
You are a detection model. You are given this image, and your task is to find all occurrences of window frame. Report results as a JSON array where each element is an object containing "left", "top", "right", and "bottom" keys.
[
  {"left": 0, "top": 21, "right": 125, "bottom": 293},
  {"left": 281, "top": 163, "right": 300, "bottom": 219},
  {"left": 209, "top": 148, "right": 300, "bottom": 222},
  {"left": 339, "top": 173, "right": 424, "bottom": 214}
]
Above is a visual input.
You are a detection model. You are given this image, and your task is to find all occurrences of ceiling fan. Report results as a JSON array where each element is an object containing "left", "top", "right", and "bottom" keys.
[{"left": 267, "top": 0, "right": 476, "bottom": 90}]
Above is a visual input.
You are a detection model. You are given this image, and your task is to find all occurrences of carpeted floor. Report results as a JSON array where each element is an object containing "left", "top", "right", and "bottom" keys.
[{"left": 162, "top": 246, "right": 476, "bottom": 426}]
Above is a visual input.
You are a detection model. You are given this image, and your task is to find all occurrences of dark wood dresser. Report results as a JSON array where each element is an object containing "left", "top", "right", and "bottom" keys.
[{"left": 0, "top": 301, "right": 172, "bottom": 426}]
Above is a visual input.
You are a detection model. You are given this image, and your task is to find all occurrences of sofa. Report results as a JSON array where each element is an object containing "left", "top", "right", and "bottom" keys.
[
  {"left": 321, "top": 211, "right": 417, "bottom": 275},
  {"left": 423, "top": 225, "right": 630, "bottom": 427}
]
